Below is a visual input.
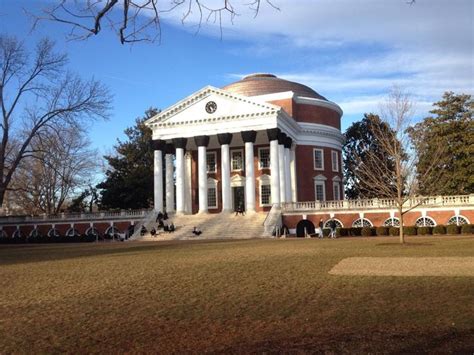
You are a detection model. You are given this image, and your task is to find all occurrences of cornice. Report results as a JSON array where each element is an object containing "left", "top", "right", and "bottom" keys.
[{"left": 294, "top": 96, "right": 343, "bottom": 117}]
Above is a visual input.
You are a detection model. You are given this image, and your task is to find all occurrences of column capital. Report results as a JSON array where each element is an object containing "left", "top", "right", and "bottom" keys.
[
  {"left": 277, "top": 132, "right": 287, "bottom": 145},
  {"left": 266, "top": 128, "right": 281, "bottom": 141},
  {"left": 165, "top": 143, "right": 175, "bottom": 155},
  {"left": 241, "top": 130, "right": 257, "bottom": 143},
  {"left": 284, "top": 137, "right": 293, "bottom": 149},
  {"left": 217, "top": 133, "right": 233, "bottom": 145},
  {"left": 151, "top": 139, "right": 166, "bottom": 151},
  {"left": 172, "top": 137, "right": 187, "bottom": 150},
  {"left": 194, "top": 135, "right": 210, "bottom": 147}
]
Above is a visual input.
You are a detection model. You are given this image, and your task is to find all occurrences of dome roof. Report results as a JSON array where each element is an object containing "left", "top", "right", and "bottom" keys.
[{"left": 222, "top": 73, "right": 327, "bottom": 101}]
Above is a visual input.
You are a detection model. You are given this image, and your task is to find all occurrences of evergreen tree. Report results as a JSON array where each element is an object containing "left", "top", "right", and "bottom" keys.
[
  {"left": 343, "top": 113, "right": 397, "bottom": 199},
  {"left": 409, "top": 92, "right": 474, "bottom": 195},
  {"left": 97, "top": 108, "right": 159, "bottom": 209}
]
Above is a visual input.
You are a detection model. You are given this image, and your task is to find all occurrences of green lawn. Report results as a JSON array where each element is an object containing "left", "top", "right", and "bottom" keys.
[{"left": 1, "top": 237, "right": 473, "bottom": 353}]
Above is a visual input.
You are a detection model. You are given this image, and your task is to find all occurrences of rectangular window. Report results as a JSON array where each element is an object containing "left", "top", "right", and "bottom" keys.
[
  {"left": 231, "top": 150, "right": 244, "bottom": 171},
  {"left": 313, "top": 149, "right": 324, "bottom": 170},
  {"left": 208, "top": 186, "right": 217, "bottom": 208},
  {"left": 333, "top": 182, "right": 340, "bottom": 200},
  {"left": 260, "top": 184, "right": 271, "bottom": 206},
  {"left": 206, "top": 152, "right": 217, "bottom": 173},
  {"left": 331, "top": 150, "right": 339, "bottom": 172},
  {"left": 258, "top": 148, "right": 270, "bottom": 169},
  {"left": 315, "top": 181, "right": 325, "bottom": 201}
]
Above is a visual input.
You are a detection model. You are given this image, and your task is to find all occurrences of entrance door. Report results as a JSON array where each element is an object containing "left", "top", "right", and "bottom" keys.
[{"left": 233, "top": 186, "right": 245, "bottom": 212}]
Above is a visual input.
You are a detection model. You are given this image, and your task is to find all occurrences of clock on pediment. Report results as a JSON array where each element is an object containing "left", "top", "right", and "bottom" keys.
[{"left": 205, "top": 101, "right": 217, "bottom": 114}]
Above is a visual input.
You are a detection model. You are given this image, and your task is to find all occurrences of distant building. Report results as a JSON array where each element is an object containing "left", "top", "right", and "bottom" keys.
[{"left": 145, "top": 73, "right": 343, "bottom": 214}]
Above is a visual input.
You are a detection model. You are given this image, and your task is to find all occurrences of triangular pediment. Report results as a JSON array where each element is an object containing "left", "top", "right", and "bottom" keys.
[{"left": 145, "top": 86, "right": 281, "bottom": 127}]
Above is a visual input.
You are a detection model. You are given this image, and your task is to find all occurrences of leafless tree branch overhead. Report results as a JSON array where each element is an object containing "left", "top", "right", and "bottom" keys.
[{"left": 31, "top": 1, "right": 280, "bottom": 44}]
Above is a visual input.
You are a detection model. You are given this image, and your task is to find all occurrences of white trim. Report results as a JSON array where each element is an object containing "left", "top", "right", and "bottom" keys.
[
  {"left": 294, "top": 96, "right": 343, "bottom": 117},
  {"left": 332, "top": 176, "right": 341, "bottom": 182},
  {"left": 230, "top": 149, "right": 244, "bottom": 172},
  {"left": 313, "top": 148, "right": 324, "bottom": 171},
  {"left": 415, "top": 216, "right": 436, "bottom": 227},
  {"left": 314, "top": 180, "right": 326, "bottom": 201},
  {"left": 258, "top": 146, "right": 270, "bottom": 170},
  {"left": 333, "top": 181, "right": 341, "bottom": 200},
  {"left": 258, "top": 174, "right": 272, "bottom": 207},
  {"left": 206, "top": 151, "right": 217, "bottom": 173},
  {"left": 230, "top": 174, "right": 245, "bottom": 187},
  {"left": 331, "top": 150, "right": 339, "bottom": 172},
  {"left": 352, "top": 218, "right": 373, "bottom": 228},
  {"left": 313, "top": 174, "right": 327, "bottom": 181},
  {"left": 251, "top": 91, "right": 295, "bottom": 102},
  {"left": 207, "top": 177, "right": 218, "bottom": 209}
]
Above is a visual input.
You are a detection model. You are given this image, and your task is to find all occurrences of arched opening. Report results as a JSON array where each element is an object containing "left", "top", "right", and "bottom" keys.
[
  {"left": 323, "top": 219, "right": 344, "bottom": 228},
  {"left": 296, "top": 220, "right": 315, "bottom": 238},
  {"left": 65, "top": 228, "right": 80, "bottom": 237},
  {"left": 352, "top": 218, "right": 373, "bottom": 228},
  {"left": 447, "top": 215, "right": 469, "bottom": 226},
  {"left": 383, "top": 217, "right": 400, "bottom": 227},
  {"left": 105, "top": 226, "right": 120, "bottom": 239},
  {"left": 47, "top": 228, "right": 61, "bottom": 238},
  {"left": 415, "top": 216, "right": 436, "bottom": 227}
]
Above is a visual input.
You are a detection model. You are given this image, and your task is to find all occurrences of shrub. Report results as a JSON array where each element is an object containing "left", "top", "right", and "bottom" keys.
[
  {"left": 461, "top": 224, "right": 474, "bottom": 235},
  {"left": 433, "top": 225, "right": 446, "bottom": 235},
  {"left": 336, "top": 228, "right": 349, "bottom": 237},
  {"left": 446, "top": 225, "right": 460, "bottom": 235},
  {"left": 389, "top": 227, "right": 399, "bottom": 236},
  {"left": 361, "top": 227, "right": 373, "bottom": 236},
  {"left": 417, "top": 226, "right": 432, "bottom": 235},
  {"left": 322, "top": 228, "right": 330, "bottom": 237},
  {"left": 376, "top": 227, "right": 389, "bottom": 236},
  {"left": 350, "top": 227, "right": 362, "bottom": 236},
  {"left": 404, "top": 226, "right": 417, "bottom": 235}
]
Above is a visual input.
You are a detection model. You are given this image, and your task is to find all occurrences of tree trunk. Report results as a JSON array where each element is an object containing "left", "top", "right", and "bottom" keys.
[
  {"left": 0, "top": 185, "right": 6, "bottom": 209},
  {"left": 398, "top": 206, "right": 405, "bottom": 244}
]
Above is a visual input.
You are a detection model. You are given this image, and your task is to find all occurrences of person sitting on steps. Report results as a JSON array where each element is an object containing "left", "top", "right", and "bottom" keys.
[
  {"left": 169, "top": 223, "right": 175, "bottom": 233},
  {"left": 150, "top": 227, "right": 156, "bottom": 237},
  {"left": 192, "top": 226, "right": 202, "bottom": 236}
]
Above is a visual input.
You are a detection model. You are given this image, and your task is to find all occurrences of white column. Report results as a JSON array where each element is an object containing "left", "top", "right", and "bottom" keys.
[
  {"left": 284, "top": 147, "right": 292, "bottom": 202},
  {"left": 185, "top": 152, "right": 193, "bottom": 214},
  {"left": 245, "top": 142, "right": 256, "bottom": 212},
  {"left": 165, "top": 153, "right": 174, "bottom": 213},
  {"left": 270, "top": 139, "right": 280, "bottom": 206},
  {"left": 175, "top": 147, "right": 185, "bottom": 214},
  {"left": 198, "top": 146, "right": 208, "bottom": 213},
  {"left": 290, "top": 146, "right": 297, "bottom": 202},
  {"left": 154, "top": 150, "right": 163, "bottom": 212},
  {"left": 221, "top": 144, "right": 232, "bottom": 212},
  {"left": 278, "top": 143, "right": 287, "bottom": 203}
]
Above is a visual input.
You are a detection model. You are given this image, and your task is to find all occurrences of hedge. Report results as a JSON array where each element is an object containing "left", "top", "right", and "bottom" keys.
[
  {"left": 404, "top": 226, "right": 417, "bottom": 235},
  {"left": 376, "top": 227, "right": 389, "bottom": 236},
  {"left": 446, "top": 225, "right": 460, "bottom": 235},
  {"left": 461, "top": 224, "right": 474, "bottom": 234},
  {"left": 417, "top": 226, "right": 432, "bottom": 235},
  {"left": 433, "top": 225, "right": 446, "bottom": 235},
  {"left": 389, "top": 227, "right": 400, "bottom": 236}
]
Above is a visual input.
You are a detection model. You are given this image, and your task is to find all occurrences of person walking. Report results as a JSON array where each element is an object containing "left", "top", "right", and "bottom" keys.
[
  {"left": 329, "top": 219, "right": 337, "bottom": 238},
  {"left": 318, "top": 218, "right": 324, "bottom": 238}
]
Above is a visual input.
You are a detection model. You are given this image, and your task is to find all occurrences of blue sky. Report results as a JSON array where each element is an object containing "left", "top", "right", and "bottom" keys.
[{"left": 1, "top": 0, "right": 473, "bottom": 157}]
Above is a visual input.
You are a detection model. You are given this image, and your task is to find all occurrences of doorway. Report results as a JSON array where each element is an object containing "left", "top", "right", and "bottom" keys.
[{"left": 233, "top": 186, "right": 245, "bottom": 212}]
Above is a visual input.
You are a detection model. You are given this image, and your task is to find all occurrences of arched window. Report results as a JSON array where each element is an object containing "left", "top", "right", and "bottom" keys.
[
  {"left": 415, "top": 216, "right": 436, "bottom": 227},
  {"left": 29, "top": 228, "right": 41, "bottom": 238},
  {"left": 86, "top": 227, "right": 99, "bottom": 237},
  {"left": 352, "top": 218, "right": 373, "bottom": 228},
  {"left": 296, "top": 220, "right": 315, "bottom": 238},
  {"left": 447, "top": 215, "right": 469, "bottom": 226},
  {"left": 13, "top": 229, "right": 22, "bottom": 238},
  {"left": 324, "top": 219, "right": 344, "bottom": 228},
  {"left": 66, "top": 228, "right": 80, "bottom": 237},
  {"left": 105, "top": 226, "right": 120, "bottom": 238},
  {"left": 47, "top": 228, "right": 60, "bottom": 238},
  {"left": 383, "top": 217, "right": 400, "bottom": 227},
  {"left": 0, "top": 230, "right": 7, "bottom": 238}
]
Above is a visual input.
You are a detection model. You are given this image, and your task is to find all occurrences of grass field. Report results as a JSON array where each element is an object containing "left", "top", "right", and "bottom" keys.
[{"left": 1, "top": 236, "right": 473, "bottom": 353}]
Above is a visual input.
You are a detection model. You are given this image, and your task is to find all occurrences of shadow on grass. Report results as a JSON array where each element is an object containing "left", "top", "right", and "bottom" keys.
[
  {"left": 0, "top": 239, "right": 252, "bottom": 266},
  {"left": 376, "top": 242, "right": 435, "bottom": 247}
]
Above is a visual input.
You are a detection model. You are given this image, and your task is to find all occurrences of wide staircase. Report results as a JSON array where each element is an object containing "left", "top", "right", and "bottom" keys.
[{"left": 138, "top": 211, "right": 267, "bottom": 241}]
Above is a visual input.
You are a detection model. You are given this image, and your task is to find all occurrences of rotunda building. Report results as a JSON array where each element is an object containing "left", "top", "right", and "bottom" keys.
[{"left": 145, "top": 74, "right": 344, "bottom": 214}]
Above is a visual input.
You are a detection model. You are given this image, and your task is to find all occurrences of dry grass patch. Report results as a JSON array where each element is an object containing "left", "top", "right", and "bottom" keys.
[{"left": 329, "top": 257, "right": 474, "bottom": 276}]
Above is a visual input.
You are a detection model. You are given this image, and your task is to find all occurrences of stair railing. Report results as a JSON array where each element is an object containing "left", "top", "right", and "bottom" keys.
[
  {"left": 129, "top": 209, "right": 159, "bottom": 240},
  {"left": 263, "top": 204, "right": 282, "bottom": 237}
]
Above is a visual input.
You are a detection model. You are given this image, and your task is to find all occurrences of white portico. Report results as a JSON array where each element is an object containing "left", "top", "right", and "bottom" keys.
[{"left": 145, "top": 77, "right": 344, "bottom": 215}]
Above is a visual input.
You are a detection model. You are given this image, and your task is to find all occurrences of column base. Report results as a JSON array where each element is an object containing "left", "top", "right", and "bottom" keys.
[{"left": 197, "top": 210, "right": 209, "bottom": 215}]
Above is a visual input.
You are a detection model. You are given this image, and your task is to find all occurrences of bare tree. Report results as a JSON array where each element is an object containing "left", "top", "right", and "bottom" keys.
[
  {"left": 10, "top": 127, "right": 99, "bottom": 214},
  {"left": 353, "top": 87, "right": 444, "bottom": 244},
  {"left": 31, "top": 0, "right": 280, "bottom": 44},
  {"left": 0, "top": 34, "right": 111, "bottom": 210}
]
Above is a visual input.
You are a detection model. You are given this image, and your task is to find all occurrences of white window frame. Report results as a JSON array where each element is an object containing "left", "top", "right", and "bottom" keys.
[
  {"left": 313, "top": 148, "right": 324, "bottom": 171},
  {"left": 231, "top": 149, "right": 244, "bottom": 172},
  {"left": 331, "top": 150, "right": 339, "bottom": 172},
  {"left": 314, "top": 181, "right": 326, "bottom": 201},
  {"left": 258, "top": 147, "right": 270, "bottom": 170},
  {"left": 206, "top": 151, "right": 217, "bottom": 173},
  {"left": 207, "top": 178, "right": 218, "bottom": 209},
  {"left": 258, "top": 174, "right": 271, "bottom": 207},
  {"left": 333, "top": 181, "right": 340, "bottom": 200}
]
